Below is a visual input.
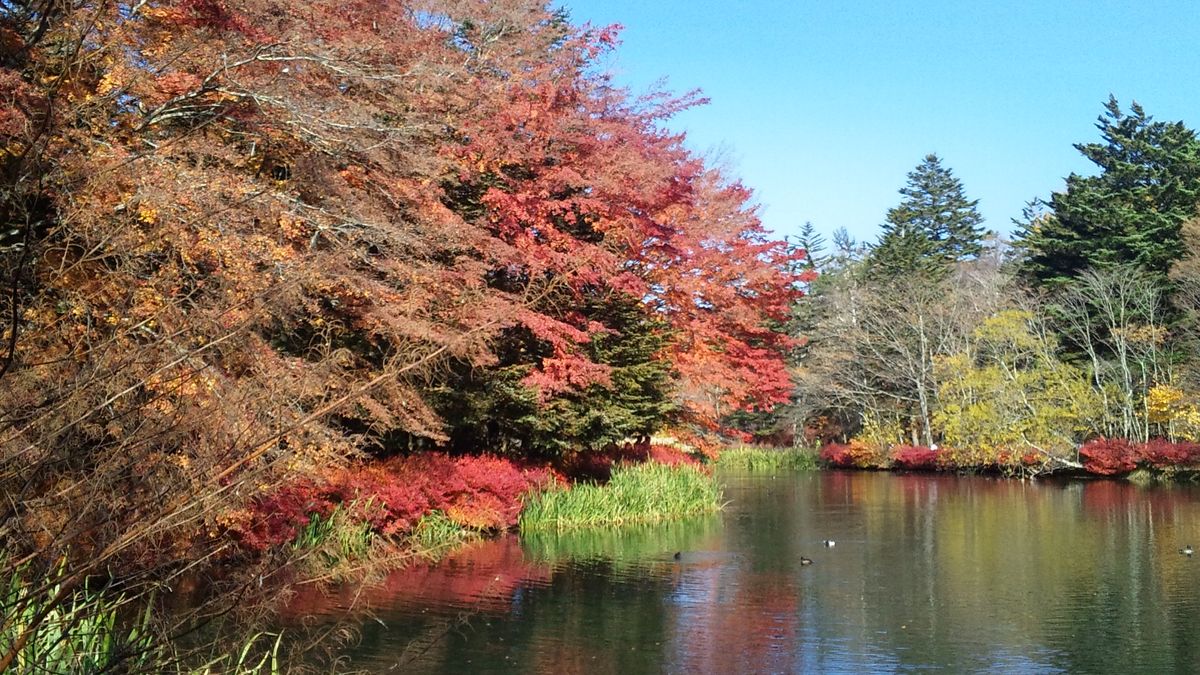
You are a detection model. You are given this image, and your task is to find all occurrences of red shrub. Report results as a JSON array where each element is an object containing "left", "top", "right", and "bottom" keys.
[
  {"left": 648, "top": 444, "right": 701, "bottom": 467},
  {"left": 890, "top": 445, "right": 940, "bottom": 471},
  {"left": 1136, "top": 439, "right": 1200, "bottom": 468},
  {"left": 1079, "top": 438, "right": 1138, "bottom": 476},
  {"left": 236, "top": 453, "right": 562, "bottom": 551},
  {"left": 819, "top": 443, "right": 850, "bottom": 466},
  {"left": 821, "top": 442, "right": 880, "bottom": 468},
  {"left": 232, "top": 479, "right": 337, "bottom": 552},
  {"left": 555, "top": 440, "right": 704, "bottom": 481}
]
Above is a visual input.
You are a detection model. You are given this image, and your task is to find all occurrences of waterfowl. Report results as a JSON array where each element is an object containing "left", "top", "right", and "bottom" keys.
[
  {"left": 673, "top": 551, "right": 682, "bottom": 560},
  {"left": 822, "top": 540, "right": 836, "bottom": 547},
  {"left": 799, "top": 557, "right": 814, "bottom": 566},
  {"left": 1181, "top": 545, "right": 1194, "bottom": 556}
]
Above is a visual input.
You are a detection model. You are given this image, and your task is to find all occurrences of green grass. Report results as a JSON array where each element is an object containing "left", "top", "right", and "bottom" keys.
[
  {"left": 289, "top": 506, "right": 375, "bottom": 572},
  {"left": 715, "top": 445, "right": 820, "bottom": 472},
  {"left": 1, "top": 569, "right": 157, "bottom": 673},
  {"left": 519, "top": 462, "right": 723, "bottom": 531},
  {"left": 408, "top": 511, "right": 481, "bottom": 557},
  {"left": 1, "top": 558, "right": 281, "bottom": 674}
]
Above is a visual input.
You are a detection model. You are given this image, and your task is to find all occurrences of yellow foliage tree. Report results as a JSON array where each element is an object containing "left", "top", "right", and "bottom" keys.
[
  {"left": 1146, "top": 384, "right": 1200, "bottom": 440},
  {"left": 934, "top": 310, "right": 1102, "bottom": 466}
]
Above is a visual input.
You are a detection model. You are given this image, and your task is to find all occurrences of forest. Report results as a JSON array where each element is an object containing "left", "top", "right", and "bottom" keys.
[
  {"left": 2, "top": 0, "right": 1200, "bottom": 671},
  {"left": 787, "top": 98, "right": 1200, "bottom": 478}
]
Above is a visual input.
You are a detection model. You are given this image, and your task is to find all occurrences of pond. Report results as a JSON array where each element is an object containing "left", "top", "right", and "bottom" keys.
[{"left": 285, "top": 471, "right": 1200, "bottom": 673}]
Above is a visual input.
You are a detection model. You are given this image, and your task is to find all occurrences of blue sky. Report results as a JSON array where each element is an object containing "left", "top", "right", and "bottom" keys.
[{"left": 561, "top": 1, "right": 1200, "bottom": 245}]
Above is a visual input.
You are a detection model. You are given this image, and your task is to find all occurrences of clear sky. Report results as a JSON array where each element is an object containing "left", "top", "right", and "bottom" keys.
[{"left": 560, "top": 0, "right": 1200, "bottom": 245}]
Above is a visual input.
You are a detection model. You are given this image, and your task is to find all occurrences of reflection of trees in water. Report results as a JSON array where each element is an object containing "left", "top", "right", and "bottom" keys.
[
  {"left": 283, "top": 473, "right": 1200, "bottom": 673},
  {"left": 803, "top": 473, "right": 1200, "bottom": 673}
]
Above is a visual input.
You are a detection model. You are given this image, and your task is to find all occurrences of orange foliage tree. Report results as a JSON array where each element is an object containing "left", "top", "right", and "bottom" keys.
[{"left": 0, "top": 0, "right": 801, "bottom": 647}]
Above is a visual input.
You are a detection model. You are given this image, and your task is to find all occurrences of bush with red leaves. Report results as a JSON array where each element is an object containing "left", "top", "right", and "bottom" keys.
[
  {"left": 235, "top": 479, "right": 337, "bottom": 553},
  {"left": 890, "top": 445, "right": 940, "bottom": 471},
  {"left": 555, "top": 442, "right": 701, "bottom": 481},
  {"left": 648, "top": 444, "right": 702, "bottom": 467},
  {"left": 235, "top": 454, "right": 561, "bottom": 551},
  {"left": 1138, "top": 439, "right": 1200, "bottom": 468},
  {"left": 1079, "top": 438, "right": 1139, "bottom": 476},
  {"left": 820, "top": 441, "right": 883, "bottom": 469},
  {"left": 819, "top": 443, "right": 850, "bottom": 467}
]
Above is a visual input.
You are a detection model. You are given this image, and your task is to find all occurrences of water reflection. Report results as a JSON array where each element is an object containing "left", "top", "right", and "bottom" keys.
[{"left": 287, "top": 472, "right": 1200, "bottom": 673}]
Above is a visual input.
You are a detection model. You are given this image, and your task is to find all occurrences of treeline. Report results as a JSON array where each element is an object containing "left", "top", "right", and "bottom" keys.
[
  {"left": 777, "top": 97, "right": 1200, "bottom": 474},
  {"left": 0, "top": 0, "right": 798, "bottom": 664}
]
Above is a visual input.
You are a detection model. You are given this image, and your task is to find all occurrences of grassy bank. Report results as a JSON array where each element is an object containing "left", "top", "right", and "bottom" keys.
[
  {"left": 519, "top": 462, "right": 723, "bottom": 531},
  {"left": 716, "top": 445, "right": 820, "bottom": 472}
]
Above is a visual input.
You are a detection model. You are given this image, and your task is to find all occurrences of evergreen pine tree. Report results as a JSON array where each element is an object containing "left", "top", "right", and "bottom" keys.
[
  {"left": 795, "top": 221, "right": 828, "bottom": 273},
  {"left": 432, "top": 292, "right": 676, "bottom": 455},
  {"left": 869, "top": 154, "right": 985, "bottom": 277},
  {"left": 1016, "top": 97, "right": 1200, "bottom": 287}
]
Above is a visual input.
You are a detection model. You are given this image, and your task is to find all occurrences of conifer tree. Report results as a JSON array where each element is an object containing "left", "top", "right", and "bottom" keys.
[
  {"left": 869, "top": 154, "right": 985, "bottom": 277},
  {"left": 795, "top": 221, "right": 828, "bottom": 273},
  {"left": 1017, "top": 97, "right": 1200, "bottom": 287}
]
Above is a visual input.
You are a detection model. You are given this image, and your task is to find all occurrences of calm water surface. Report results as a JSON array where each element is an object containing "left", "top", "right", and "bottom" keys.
[{"left": 288, "top": 471, "right": 1200, "bottom": 673}]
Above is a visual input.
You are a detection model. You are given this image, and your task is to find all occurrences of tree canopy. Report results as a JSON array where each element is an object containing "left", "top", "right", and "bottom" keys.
[
  {"left": 1017, "top": 96, "right": 1200, "bottom": 286},
  {"left": 0, "top": 0, "right": 804, "bottom": 586},
  {"left": 869, "top": 153, "right": 985, "bottom": 278}
]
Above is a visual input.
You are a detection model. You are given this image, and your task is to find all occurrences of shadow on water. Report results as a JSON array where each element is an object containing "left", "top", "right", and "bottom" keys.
[{"left": 284, "top": 471, "right": 1200, "bottom": 674}]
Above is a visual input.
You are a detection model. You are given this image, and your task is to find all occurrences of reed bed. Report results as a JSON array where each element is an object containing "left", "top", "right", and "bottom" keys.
[
  {"left": 408, "top": 511, "right": 481, "bottom": 557},
  {"left": 715, "top": 446, "right": 820, "bottom": 472},
  {"left": 519, "top": 462, "right": 723, "bottom": 531},
  {"left": 289, "top": 506, "right": 375, "bottom": 573},
  {"left": 1, "top": 559, "right": 281, "bottom": 674}
]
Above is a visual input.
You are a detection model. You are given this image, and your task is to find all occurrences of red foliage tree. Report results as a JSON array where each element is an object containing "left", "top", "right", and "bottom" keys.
[{"left": 0, "top": 5, "right": 802, "bottom": 651}]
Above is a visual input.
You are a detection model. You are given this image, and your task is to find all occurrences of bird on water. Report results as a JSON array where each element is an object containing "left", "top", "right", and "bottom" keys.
[
  {"left": 673, "top": 551, "right": 682, "bottom": 560},
  {"left": 1181, "top": 545, "right": 1194, "bottom": 556},
  {"left": 822, "top": 540, "right": 835, "bottom": 547},
  {"left": 799, "top": 557, "right": 814, "bottom": 566}
]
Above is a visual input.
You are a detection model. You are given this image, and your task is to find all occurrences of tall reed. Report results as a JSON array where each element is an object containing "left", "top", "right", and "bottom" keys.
[
  {"left": 1, "top": 566, "right": 156, "bottom": 673},
  {"left": 519, "top": 462, "right": 722, "bottom": 531},
  {"left": 2, "top": 556, "right": 282, "bottom": 674},
  {"left": 716, "top": 446, "right": 820, "bottom": 472}
]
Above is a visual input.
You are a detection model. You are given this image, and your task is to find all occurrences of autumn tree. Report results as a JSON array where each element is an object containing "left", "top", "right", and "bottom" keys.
[
  {"left": 0, "top": 0, "right": 802, "bottom": 667},
  {"left": 797, "top": 258, "right": 1007, "bottom": 448},
  {"left": 432, "top": 291, "right": 677, "bottom": 455},
  {"left": 934, "top": 308, "right": 1101, "bottom": 467}
]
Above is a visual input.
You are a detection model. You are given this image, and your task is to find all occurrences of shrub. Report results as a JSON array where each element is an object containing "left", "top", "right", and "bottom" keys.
[
  {"left": 236, "top": 454, "right": 561, "bottom": 552},
  {"left": 890, "top": 445, "right": 940, "bottom": 471},
  {"left": 1138, "top": 439, "right": 1200, "bottom": 468},
  {"left": 820, "top": 440, "right": 885, "bottom": 468},
  {"left": 556, "top": 442, "right": 700, "bottom": 481},
  {"left": 1079, "top": 438, "right": 1138, "bottom": 475},
  {"left": 648, "top": 444, "right": 703, "bottom": 467}
]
